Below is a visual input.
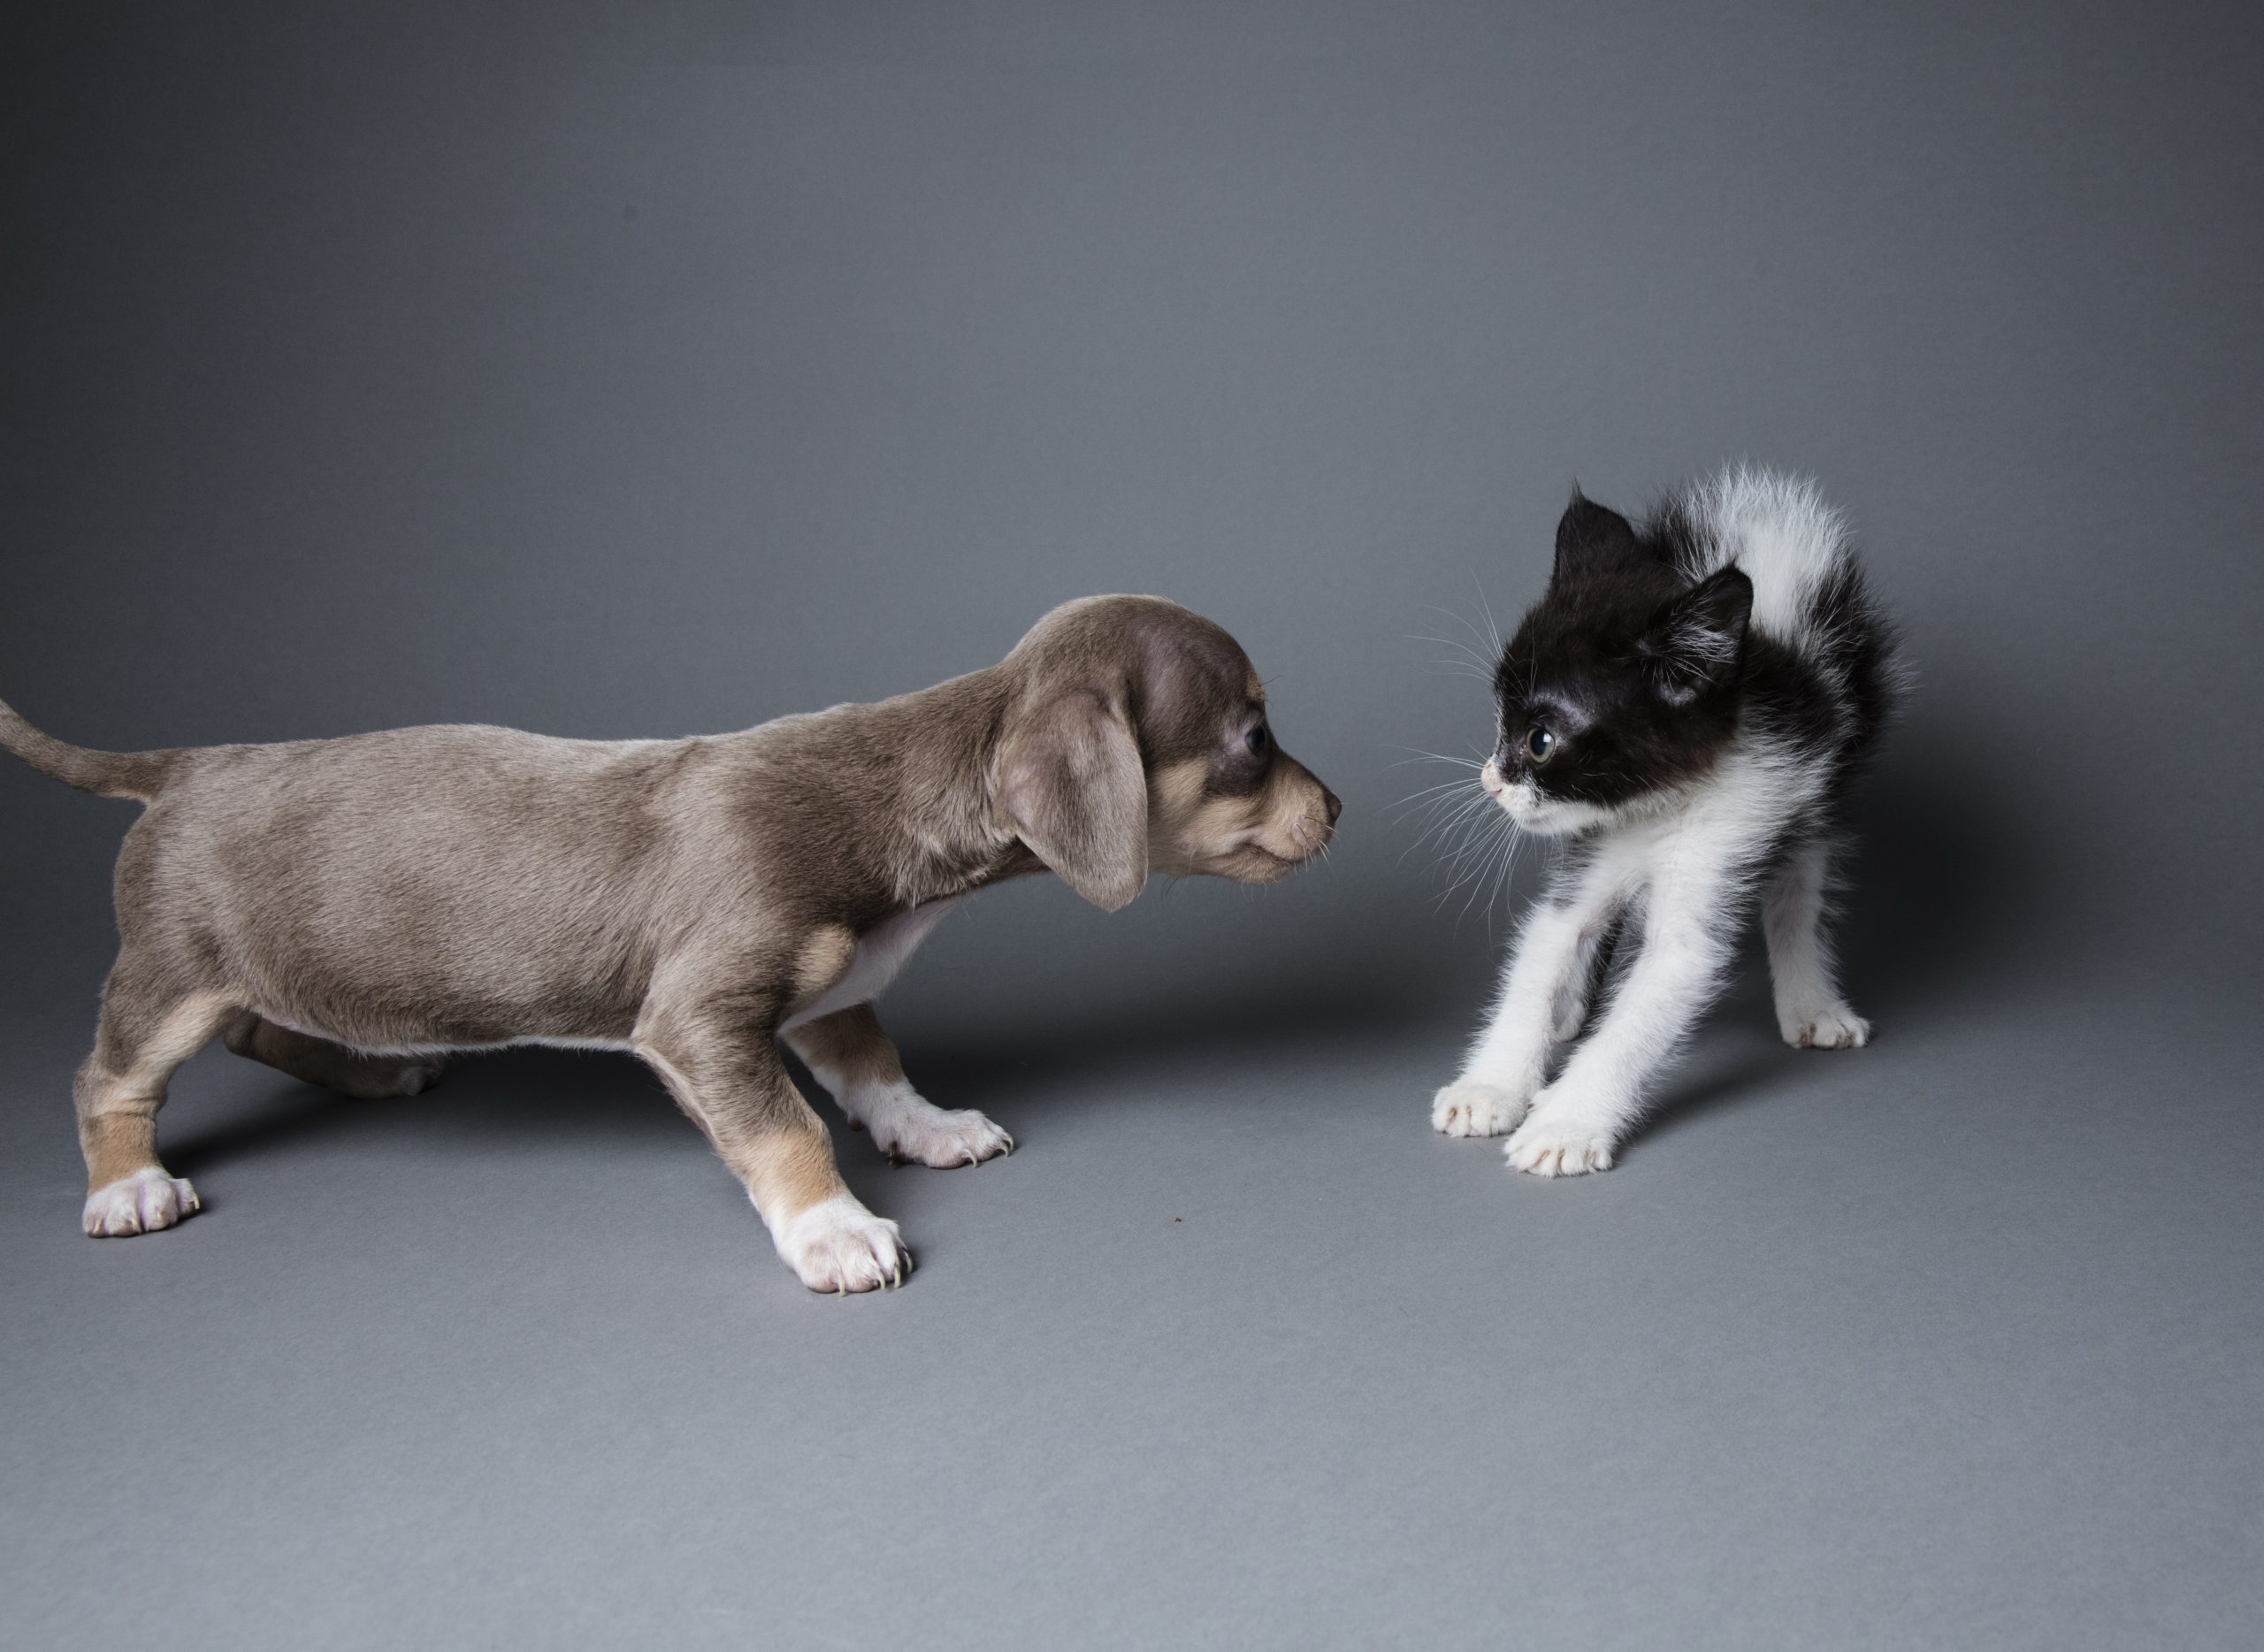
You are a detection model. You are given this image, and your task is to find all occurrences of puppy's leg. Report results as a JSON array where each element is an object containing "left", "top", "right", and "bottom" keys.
[
  {"left": 220, "top": 1011, "right": 444, "bottom": 1099},
  {"left": 1434, "top": 858, "right": 1627, "bottom": 1138},
  {"left": 1505, "top": 872, "right": 1741, "bottom": 1177},
  {"left": 77, "top": 956, "right": 234, "bottom": 1235},
  {"left": 635, "top": 990, "right": 911, "bottom": 1294},
  {"left": 784, "top": 1005, "right": 1012, "bottom": 1167},
  {"left": 1762, "top": 837, "right": 1870, "bottom": 1050}
]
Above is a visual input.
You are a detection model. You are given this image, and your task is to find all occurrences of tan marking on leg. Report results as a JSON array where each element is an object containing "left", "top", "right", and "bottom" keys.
[
  {"left": 634, "top": 1044, "right": 847, "bottom": 1223},
  {"left": 744, "top": 1128, "right": 848, "bottom": 1221},
  {"left": 788, "top": 924, "right": 859, "bottom": 1007},
  {"left": 81, "top": 1113, "right": 163, "bottom": 1192},
  {"left": 75, "top": 990, "right": 233, "bottom": 1194}
]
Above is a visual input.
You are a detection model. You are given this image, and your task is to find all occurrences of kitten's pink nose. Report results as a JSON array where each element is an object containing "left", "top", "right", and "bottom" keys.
[{"left": 1480, "top": 760, "right": 1505, "bottom": 797}]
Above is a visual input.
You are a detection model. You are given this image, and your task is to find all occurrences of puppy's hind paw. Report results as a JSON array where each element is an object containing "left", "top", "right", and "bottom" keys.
[
  {"left": 83, "top": 1167, "right": 201, "bottom": 1236},
  {"left": 340, "top": 1058, "right": 444, "bottom": 1100},
  {"left": 387, "top": 1060, "right": 445, "bottom": 1097},
  {"left": 1504, "top": 1118, "right": 1616, "bottom": 1178},
  {"left": 774, "top": 1195, "right": 912, "bottom": 1295},
  {"left": 1782, "top": 1006, "right": 1870, "bottom": 1050},
  {"left": 1431, "top": 1080, "right": 1531, "bottom": 1138}
]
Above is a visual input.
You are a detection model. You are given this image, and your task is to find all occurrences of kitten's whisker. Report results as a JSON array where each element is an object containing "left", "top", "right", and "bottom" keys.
[
  {"left": 1471, "top": 576, "right": 1503, "bottom": 656},
  {"left": 1407, "top": 632, "right": 1499, "bottom": 672},
  {"left": 1403, "top": 794, "right": 1496, "bottom": 864},
  {"left": 1421, "top": 604, "right": 1503, "bottom": 666},
  {"left": 1434, "top": 801, "right": 1509, "bottom": 891},
  {"left": 1389, "top": 776, "right": 1484, "bottom": 812},
  {"left": 1457, "top": 815, "right": 1518, "bottom": 925},
  {"left": 1387, "top": 746, "right": 1487, "bottom": 769},
  {"left": 1434, "top": 821, "right": 1509, "bottom": 917}
]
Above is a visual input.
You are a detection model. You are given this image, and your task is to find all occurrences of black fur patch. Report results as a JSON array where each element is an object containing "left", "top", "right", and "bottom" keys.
[{"left": 1494, "top": 485, "right": 1897, "bottom": 832}]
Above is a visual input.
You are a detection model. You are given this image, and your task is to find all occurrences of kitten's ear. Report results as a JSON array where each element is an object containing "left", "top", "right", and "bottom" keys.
[
  {"left": 1645, "top": 566, "right": 1753, "bottom": 705},
  {"left": 1553, "top": 489, "right": 1641, "bottom": 579}
]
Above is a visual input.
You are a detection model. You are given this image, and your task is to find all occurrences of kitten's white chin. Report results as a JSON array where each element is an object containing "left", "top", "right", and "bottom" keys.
[{"left": 1500, "top": 780, "right": 1609, "bottom": 837}]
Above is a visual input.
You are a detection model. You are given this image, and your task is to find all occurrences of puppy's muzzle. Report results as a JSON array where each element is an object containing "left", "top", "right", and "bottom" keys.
[
  {"left": 1292, "top": 785, "right": 1342, "bottom": 856},
  {"left": 1271, "top": 773, "right": 1341, "bottom": 864}
]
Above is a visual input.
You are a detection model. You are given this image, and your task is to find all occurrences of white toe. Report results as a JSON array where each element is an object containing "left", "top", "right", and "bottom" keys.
[
  {"left": 1431, "top": 1080, "right": 1531, "bottom": 1138},
  {"left": 851, "top": 1085, "right": 1014, "bottom": 1168},
  {"left": 1503, "top": 1119, "right": 1616, "bottom": 1177},
  {"left": 1784, "top": 1006, "right": 1870, "bottom": 1050},
  {"left": 82, "top": 1168, "right": 200, "bottom": 1236},
  {"left": 773, "top": 1194, "right": 912, "bottom": 1294}
]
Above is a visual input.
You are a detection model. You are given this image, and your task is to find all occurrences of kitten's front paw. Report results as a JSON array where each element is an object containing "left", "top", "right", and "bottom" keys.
[
  {"left": 1782, "top": 1005, "right": 1870, "bottom": 1050},
  {"left": 1504, "top": 1114, "right": 1617, "bottom": 1177},
  {"left": 1432, "top": 1080, "right": 1532, "bottom": 1138}
]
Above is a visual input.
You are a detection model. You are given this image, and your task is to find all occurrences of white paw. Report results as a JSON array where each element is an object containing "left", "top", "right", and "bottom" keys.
[
  {"left": 1431, "top": 1080, "right": 1532, "bottom": 1138},
  {"left": 1783, "top": 1005, "right": 1870, "bottom": 1050},
  {"left": 853, "top": 1087, "right": 1014, "bottom": 1168},
  {"left": 1503, "top": 1116, "right": 1617, "bottom": 1178},
  {"left": 82, "top": 1167, "right": 201, "bottom": 1236},
  {"left": 772, "top": 1194, "right": 912, "bottom": 1295}
]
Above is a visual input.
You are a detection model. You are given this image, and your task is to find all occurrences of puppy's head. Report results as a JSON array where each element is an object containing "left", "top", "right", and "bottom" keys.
[{"left": 994, "top": 596, "right": 1340, "bottom": 910}]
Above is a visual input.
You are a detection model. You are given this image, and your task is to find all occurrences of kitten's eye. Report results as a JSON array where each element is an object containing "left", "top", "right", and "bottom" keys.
[
  {"left": 1245, "top": 724, "right": 1269, "bottom": 756},
  {"left": 1526, "top": 725, "right": 1557, "bottom": 764}
]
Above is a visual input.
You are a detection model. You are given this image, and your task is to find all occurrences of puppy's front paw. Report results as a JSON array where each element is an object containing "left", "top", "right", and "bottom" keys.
[
  {"left": 1504, "top": 1114, "right": 1617, "bottom": 1178},
  {"left": 82, "top": 1167, "right": 201, "bottom": 1235},
  {"left": 1432, "top": 1080, "right": 1532, "bottom": 1138},
  {"left": 1782, "top": 1005, "right": 1870, "bottom": 1050},
  {"left": 856, "top": 1089, "right": 1014, "bottom": 1168},
  {"left": 774, "top": 1195, "right": 912, "bottom": 1295}
]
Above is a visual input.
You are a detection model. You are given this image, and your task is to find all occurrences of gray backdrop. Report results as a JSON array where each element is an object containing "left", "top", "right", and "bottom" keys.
[{"left": 4, "top": 4, "right": 2260, "bottom": 1648}]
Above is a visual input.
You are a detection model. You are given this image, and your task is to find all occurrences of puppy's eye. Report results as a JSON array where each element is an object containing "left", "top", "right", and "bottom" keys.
[
  {"left": 1526, "top": 725, "right": 1557, "bottom": 764},
  {"left": 1245, "top": 724, "right": 1269, "bottom": 756}
]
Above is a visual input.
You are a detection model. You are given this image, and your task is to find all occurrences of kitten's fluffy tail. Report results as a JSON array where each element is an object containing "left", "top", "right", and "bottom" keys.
[{"left": 0, "top": 698, "right": 178, "bottom": 801}]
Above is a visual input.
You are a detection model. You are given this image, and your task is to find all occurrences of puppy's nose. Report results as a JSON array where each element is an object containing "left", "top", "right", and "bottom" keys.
[{"left": 1322, "top": 788, "right": 1342, "bottom": 826}]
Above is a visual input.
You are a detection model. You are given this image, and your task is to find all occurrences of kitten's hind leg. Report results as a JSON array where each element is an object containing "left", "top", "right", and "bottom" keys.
[
  {"left": 222, "top": 1012, "right": 444, "bottom": 1099},
  {"left": 1762, "top": 837, "right": 1870, "bottom": 1050}
]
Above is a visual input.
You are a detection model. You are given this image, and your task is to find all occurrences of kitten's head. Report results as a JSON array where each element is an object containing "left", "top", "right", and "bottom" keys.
[{"left": 1484, "top": 490, "right": 1753, "bottom": 836}]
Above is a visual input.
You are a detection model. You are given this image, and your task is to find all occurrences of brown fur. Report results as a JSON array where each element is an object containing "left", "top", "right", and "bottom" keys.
[
  {"left": 784, "top": 1006, "right": 906, "bottom": 1092},
  {"left": 3, "top": 595, "right": 1338, "bottom": 1288}
]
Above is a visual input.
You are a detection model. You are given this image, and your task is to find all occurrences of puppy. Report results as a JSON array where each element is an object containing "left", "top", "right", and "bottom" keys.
[{"left": 2, "top": 595, "right": 1338, "bottom": 1292}]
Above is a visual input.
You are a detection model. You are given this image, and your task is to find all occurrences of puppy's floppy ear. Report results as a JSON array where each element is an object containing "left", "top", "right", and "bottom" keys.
[
  {"left": 998, "top": 690, "right": 1148, "bottom": 911},
  {"left": 1553, "top": 488, "right": 1641, "bottom": 579},
  {"left": 1644, "top": 565, "right": 1753, "bottom": 705}
]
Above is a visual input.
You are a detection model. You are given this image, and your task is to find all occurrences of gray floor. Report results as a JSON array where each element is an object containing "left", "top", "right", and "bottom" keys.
[
  {"left": 6, "top": 0, "right": 2264, "bottom": 1645},
  {"left": 5, "top": 930, "right": 2260, "bottom": 1651}
]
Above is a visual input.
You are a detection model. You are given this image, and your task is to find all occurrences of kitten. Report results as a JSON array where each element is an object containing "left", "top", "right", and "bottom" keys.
[{"left": 1432, "top": 467, "right": 1900, "bottom": 1175}]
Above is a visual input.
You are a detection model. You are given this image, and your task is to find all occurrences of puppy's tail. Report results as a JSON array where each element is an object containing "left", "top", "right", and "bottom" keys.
[{"left": 0, "top": 698, "right": 179, "bottom": 802}]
